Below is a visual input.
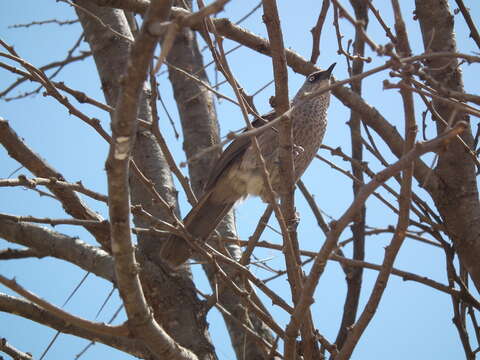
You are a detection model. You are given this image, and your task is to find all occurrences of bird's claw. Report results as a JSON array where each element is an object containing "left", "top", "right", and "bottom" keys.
[{"left": 293, "top": 144, "right": 305, "bottom": 157}]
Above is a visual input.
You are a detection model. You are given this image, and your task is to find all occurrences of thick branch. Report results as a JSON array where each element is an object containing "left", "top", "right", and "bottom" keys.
[
  {"left": 0, "top": 293, "right": 151, "bottom": 358},
  {"left": 0, "top": 219, "right": 115, "bottom": 281},
  {"left": 102, "top": 1, "right": 198, "bottom": 358},
  {"left": 416, "top": 0, "right": 480, "bottom": 292},
  {"left": 0, "top": 275, "right": 128, "bottom": 337}
]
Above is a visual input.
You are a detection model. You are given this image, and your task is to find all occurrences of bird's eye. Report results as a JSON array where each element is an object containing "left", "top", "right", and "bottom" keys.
[{"left": 308, "top": 75, "right": 316, "bottom": 82}]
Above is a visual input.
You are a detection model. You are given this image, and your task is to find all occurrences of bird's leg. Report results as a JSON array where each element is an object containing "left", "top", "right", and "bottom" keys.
[{"left": 293, "top": 144, "right": 305, "bottom": 157}]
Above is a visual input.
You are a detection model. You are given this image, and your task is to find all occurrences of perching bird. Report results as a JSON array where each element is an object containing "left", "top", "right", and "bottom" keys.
[{"left": 161, "top": 63, "right": 336, "bottom": 267}]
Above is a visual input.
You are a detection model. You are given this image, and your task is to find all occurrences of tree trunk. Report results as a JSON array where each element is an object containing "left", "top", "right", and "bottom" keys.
[
  {"left": 415, "top": 0, "right": 480, "bottom": 292},
  {"left": 76, "top": 1, "right": 217, "bottom": 358}
]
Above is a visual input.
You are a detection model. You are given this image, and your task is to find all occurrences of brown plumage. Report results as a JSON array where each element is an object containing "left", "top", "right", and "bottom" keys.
[{"left": 161, "top": 64, "right": 336, "bottom": 268}]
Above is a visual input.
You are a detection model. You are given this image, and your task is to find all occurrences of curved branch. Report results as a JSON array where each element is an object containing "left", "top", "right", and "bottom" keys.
[
  {"left": 0, "top": 275, "right": 128, "bottom": 337},
  {"left": 0, "top": 219, "right": 115, "bottom": 281},
  {"left": 0, "top": 293, "right": 151, "bottom": 358}
]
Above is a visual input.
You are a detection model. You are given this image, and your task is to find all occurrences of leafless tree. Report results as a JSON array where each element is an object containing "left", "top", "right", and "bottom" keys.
[{"left": 1, "top": 0, "right": 479, "bottom": 359}]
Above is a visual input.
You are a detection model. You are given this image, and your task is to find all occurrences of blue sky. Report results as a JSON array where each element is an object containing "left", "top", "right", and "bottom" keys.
[{"left": 1, "top": 0, "right": 479, "bottom": 359}]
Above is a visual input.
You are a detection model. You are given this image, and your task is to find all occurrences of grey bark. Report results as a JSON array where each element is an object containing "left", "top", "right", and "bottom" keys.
[
  {"left": 75, "top": 1, "right": 217, "bottom": 358},
  {"left": 415, "top": 0, "right": 480, "bottom": 292},
  {"left": 0, "top": 293, "right": 154, "bottom": 358},
  {"left": 0, "top": 219, "right": 115, "bottom": 281}
]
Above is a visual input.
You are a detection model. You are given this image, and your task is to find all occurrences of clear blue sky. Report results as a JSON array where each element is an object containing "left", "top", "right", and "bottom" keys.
[{"left": 1, "top": 1, "right": 479, "bottom": 359}]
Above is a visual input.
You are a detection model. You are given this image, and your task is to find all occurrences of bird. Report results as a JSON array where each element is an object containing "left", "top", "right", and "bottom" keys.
[{"left": 161, "top": 63, "right": 336, "bottom": 268}]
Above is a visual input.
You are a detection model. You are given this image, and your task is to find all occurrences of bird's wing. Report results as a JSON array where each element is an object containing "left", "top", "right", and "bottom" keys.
[
  {"left": 203, "top": 133, "right": 252, "bottom": 192},
  {"left": 203, "top": 110, "right": 278, "bottom": 192},
  {"left": 251, "top": 108, "right": 277, "bottom": 127}
]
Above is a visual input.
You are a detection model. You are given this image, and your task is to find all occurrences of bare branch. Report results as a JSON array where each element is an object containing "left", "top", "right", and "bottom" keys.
[
  {"left": 454, "top": 0, "right": 480, "bottom": 50},
  {"left": 0, "top": 212, "right": 108, "bottom": 228},
  {"left": 0, "top": 176, "right": 108, "bottom": 203},
  {"left": 0, "top": 247, "right": 44, "bottom": 260},
  {"left": 309, "top": 0, "right": 330, "bottom": 64},
  {"left": 0, "top": 275, "right": 128, "bottom": 337},
  {"left": 262, "top": 1, "right": 315, "bottom": 358},
  {"left": 104, "top": 1, "right": 198, "bottom": 358},
  {"left": 8, "top": 18, "right": 78, "bottom": 28},
  {"left": 0, "top": 337, "right": 33, "bottom": 360},
  {"left": 0, "top": 293, "right": 151, "bottom": 357},
  {"left": 0, "top": 118, "right": 111, "bottom": 249}
]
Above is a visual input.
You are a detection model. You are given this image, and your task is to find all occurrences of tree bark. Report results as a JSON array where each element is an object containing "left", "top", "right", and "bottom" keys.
[
  {"left": 75, "top": 1, "right": 217, "bottom": 358},
  {"left": 415, "top": 0, "right": 480, "bottom": 292}
]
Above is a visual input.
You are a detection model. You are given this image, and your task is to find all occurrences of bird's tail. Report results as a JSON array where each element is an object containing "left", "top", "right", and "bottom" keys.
[{"left": 160, "top": 190, "right": 236, "bottom": 268}]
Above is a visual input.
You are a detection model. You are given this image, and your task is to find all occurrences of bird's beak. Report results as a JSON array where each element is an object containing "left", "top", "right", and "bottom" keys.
[{"left": 325, "top": 63, "right": 336, "bottom": 76}]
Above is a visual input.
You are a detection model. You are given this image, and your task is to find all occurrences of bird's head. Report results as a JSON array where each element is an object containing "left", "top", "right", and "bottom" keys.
[{"left": 293, "top": 63, "right": 336, "bottom": 102}]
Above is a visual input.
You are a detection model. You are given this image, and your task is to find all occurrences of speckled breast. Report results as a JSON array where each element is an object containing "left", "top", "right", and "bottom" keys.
[{"left": 289, "top": 93, "right": 329, "bottom": 179}]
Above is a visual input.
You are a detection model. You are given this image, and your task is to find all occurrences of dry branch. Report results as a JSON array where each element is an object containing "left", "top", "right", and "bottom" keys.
[{"left": 0, "top": 275, "right": 128, "bottom": 337}]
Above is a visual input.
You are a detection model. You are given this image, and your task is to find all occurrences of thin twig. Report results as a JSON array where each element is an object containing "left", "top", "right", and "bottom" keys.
[
  {"left": 0, "top": 176, "right": 108, "bottom": 203},
  {"left": 310, "top": 0, "right": 330, "bottom": 64},
  {"left": 454, "top": 0, "right": 480, "bottom": 50},
  {"left": 8, "top": 18, "right": 78, "bottom": 28}
]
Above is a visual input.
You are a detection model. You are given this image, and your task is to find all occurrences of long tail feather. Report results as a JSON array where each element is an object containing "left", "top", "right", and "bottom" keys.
[{"left": 160, "top": 190, "right": 237, "bottom": 268}]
